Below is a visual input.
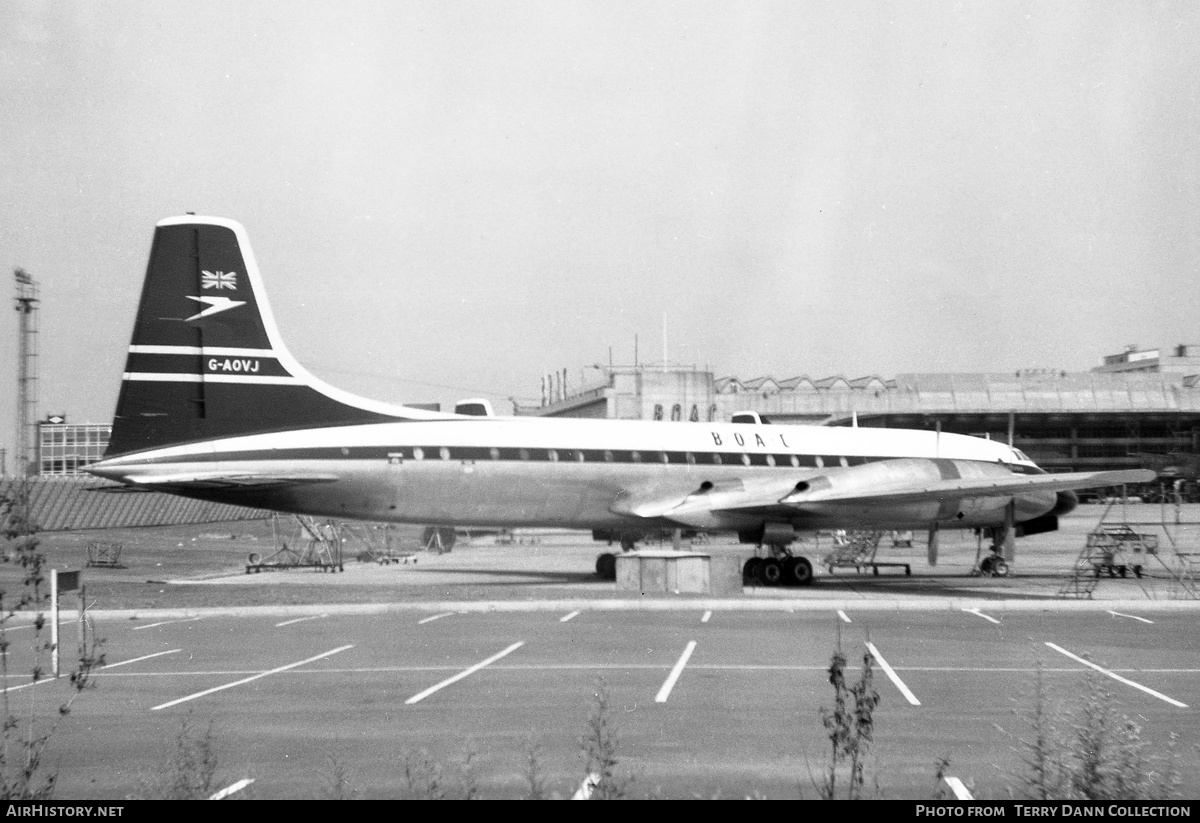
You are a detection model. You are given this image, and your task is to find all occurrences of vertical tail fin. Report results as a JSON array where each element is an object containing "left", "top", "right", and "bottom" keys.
[{"left": 106, "top": 216, "right": 436, "bottom": 456}]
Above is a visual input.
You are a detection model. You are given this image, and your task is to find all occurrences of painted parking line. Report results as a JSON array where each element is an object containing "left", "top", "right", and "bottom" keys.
[
  {"left": 837, "top": 610, "right": 851, "bottom": 624},
  {"left": 210, "top": 778, "right": 254, "bottom": 800},
  {"left": 701, "top": 611, "right": 712, "bottom": 623},
  {"left": 151, "top": 645, "right": 354, "bottom": 711},
  {"left": 560, "top": 610, "right": 580, "bottom": 623},
  {"left": 3, "top": 648, "right": 184, "bottom": 694},
  {"left": 276, "top": 614, "right": 327, "bottom": 627},
  {"left": 103, "top": 649, "right": 182, "bottom": 670},
  {"left": 944, "top": 776, "right": 974, "bottom": 800},
  {"left": 405, "top": 642, "right": 525, "bottom": 705},
  {"left": 655, "top": 640, "right": 697, "bottom": 703},
  {"left": 418, "top": 612, "right": 455, "bottom": 625},
  {"left": 132, "top": 616, "right": 205, "bottom": 631},
  {"left": 865, "top": 642, "right": 921, "bottom": 706},
  {"left": 963, "top": 608, "right": 1001, "bottom": 625},
  {"left": 1044, "top": 642, "right": 1187, "bottom": 708},
  {"left": 1107, "top": 610, "right": 1153, "bottom": 624}
]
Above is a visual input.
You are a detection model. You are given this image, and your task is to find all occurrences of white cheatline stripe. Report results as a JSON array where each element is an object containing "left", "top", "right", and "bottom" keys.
[
  {"left": 865, "top": 642, "right": 921, "bottom": 706},
  {"left": 837, "top": 610, "right": 851, "bottom": 624},
  {"left": 1044, "top": 642, "right": 1187, "bottom": 708},
  {"left": 701, "top": 611, "right": 712, "bottom": 623},
  {"left": 210, "top": 778, "right": 254, "bottom": 800},
  {"left": 943, "top": 777, "right": 973, "bottom": 800},
  {"left": 405, "top": 642, "right": 525, "bottom": 705},
  {"left": 418, "top": 612, "right": 455, "bottom": 625},
  {"left": 275, "top": 614, "right": 327, "bottom": 627},
  {"left": 133, "top": 616, "right": 205, "bottom": 631},
  {"left": 1108, "top": 610, "right": 1153, "bottom": 624},
  {"left": 963, "top": 608, "right": 1001, "bottom": 625},
  {"left": 560, "top": 610, "right": 580, "bottom": 623},
  {"left": 152, "top": 645, "right": 354, "bottom": 711},
  {"left": 655, "top": 640, "right": 697, "bottom": 703}
]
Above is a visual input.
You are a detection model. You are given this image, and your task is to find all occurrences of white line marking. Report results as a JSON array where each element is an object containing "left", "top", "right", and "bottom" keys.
[
  {"left": 865, "top": 642, "right": 921, "bottom": 706},
  {"left": 418, "top": 612, "right": 455, "bottom": 625},
  {"left": 405, "top": 642, "right": 525, "bottom": 705},
  {"left": 944, "top": 776, "right": 973, "bottom": 800},
  {"left": 963, "top": 608, "right": 1001, "bottom": 625},
  {"left": 1044, "top": 642, "right": 1187, "bottom": 708},
  {"left": 275, "top": 614, "right": 327, "bottom": 627},
  {"left": 210, "top": 777, "right": 254, "bottom": 800},
  {"left": 560, "top": 610, "right": 580, "bottom": 623},
  {"left": 152, "top": 645, "right": 353, "bottom": 711},
  {"left": 701, "top": 611, "right": 712, "bottom": 623},
  {"left": 1107, "top": 610, "right": 1153, "bottom": 624},
  {"left": 3, "top": 648, "right": 185, "bottom": 694},
  {"left": 133, "top": 616, "right": 205, "bottom": 631},
  {"left": 572, "top": 773, "right": 599, "bottom": 800},
  {"left": 103, "top": 649, "right": 182, "bottom": 670},
  {"left": 655, "top": 640, "right": 697, "bottom": 703},
  {"left": 837, "top": 610, "right": 851, "bottom": 623},
  {"left": 1, "top": 618, "right": 74, "bottom": 633}
]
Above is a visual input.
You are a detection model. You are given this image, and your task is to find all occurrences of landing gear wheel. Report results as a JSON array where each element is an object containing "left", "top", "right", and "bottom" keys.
[
  {"left": 1133, "top": 565, "right": 1143, "bottom": 579},
  {"left": 784, "top": 556, "right": 814, "bottom": 586},
  {"left": 979, "top": 555, "right": 1009, "bottom": 577},
  {"left": 596, "top": 553, "right": 617, "bottom": 580},
  {"left": 757, "top": 557, "right": 783, "bottom": 586},
  {"left": 743, "top": 557, "right": 762, "bottom": 583},
  {"left": 620, "top": 535, "right": 637, "bottom": 551}
]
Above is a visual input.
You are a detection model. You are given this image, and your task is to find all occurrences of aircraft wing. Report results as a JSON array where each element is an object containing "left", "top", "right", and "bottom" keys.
[
  {"left": 612, "top": 467, "right": 1156, "bottom": 527},
  {"left": 117, "top": 471, "right": 341, "bottom": 490}
]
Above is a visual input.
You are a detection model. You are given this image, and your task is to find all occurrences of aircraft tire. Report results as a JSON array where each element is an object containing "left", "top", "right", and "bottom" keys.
[
  {"left": 784, "top": 556, "right": 814, "bottom": 586},
  {"left": 990, "top": 558, "right": 1009, "bottom": 578},
  {"left": 596, "top": 553, "right": 617, "bottom": 580},
  {"left": 757, "top": 558, "right": 783, "bottom": 586},
  {"left": 743, "top": 557, "right": 762, "bottom": 582}
]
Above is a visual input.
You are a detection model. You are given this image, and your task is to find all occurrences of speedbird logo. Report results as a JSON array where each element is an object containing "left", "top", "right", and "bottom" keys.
[
  {"left": 202, "top": 270, "right": 237, "bottom": 290},
  {"left": 185, "top": 295, "right": 246, "bottom": 321}
]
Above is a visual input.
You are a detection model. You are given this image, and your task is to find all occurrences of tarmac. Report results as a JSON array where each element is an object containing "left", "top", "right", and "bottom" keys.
[{"left": 54, "top": 504, "right": 1200, "bottom": 620}]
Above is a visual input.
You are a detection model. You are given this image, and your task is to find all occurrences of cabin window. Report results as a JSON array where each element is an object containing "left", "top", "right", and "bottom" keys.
[
  {"left": 548, "top": 449, "right": 558, "bottom": 462},
  {"left": 489, "top": 447, "right": 500, "bottom": 460},
  {"left": 741, "top": 454, "right": 751, "bottom": 466},
  {"left": 439, "top": 447, "right": 450, "bottom": 460},
  {"left": 790, "top": 455, "right": 799, "bottom": 468},
  {"left": 766, "top": 455, "right": 776, "bottom": 467},
  {"left": 815, "top": 456, "right": 824, "bottom": 468},
  {"left": 604, "top": 449, "right": 614, "bottom": 462},
  {"left": 576, "top": 450, "right": 585, "bottom": 462},
  {"left": 839, "top": 456, "right": 849, "bottom": 467},
  {"left": 631, "top": 451, "right": 642, "bottom": 462},
  {"left": 686, "top": 452, "right": 696, "bottom": 465},
  {"left": 519, "top": 448, "right": 530, "bottom": 461},
  {"left": 659, "top": 451, "right": 669, "bottom": 464},
  {"left": 413, "top": 447, "right": 425, "bottom": 461},
  {"left": 690, "top": 405, "right": 699, "bottom": 422},
  {"left": 712, "top": 453, "right": 723, "bottom": 465}
]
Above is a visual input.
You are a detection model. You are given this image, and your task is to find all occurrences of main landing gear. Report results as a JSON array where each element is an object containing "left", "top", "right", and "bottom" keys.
[
  {"left": 595, "top": 533, "right": 638, "bottom": 580},
  {"left": 743, "top": 546, "right": 814, "bottom": 587}
]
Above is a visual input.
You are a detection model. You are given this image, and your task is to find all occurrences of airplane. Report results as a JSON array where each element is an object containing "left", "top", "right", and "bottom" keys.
[{"left": 86, "top": 216, "right": 1155, "bottom": 586}]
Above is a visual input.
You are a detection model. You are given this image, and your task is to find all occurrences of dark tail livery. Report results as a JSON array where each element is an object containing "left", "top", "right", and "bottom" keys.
[{"left": 107, "top": 216, "right": 436, "bottom": 457}]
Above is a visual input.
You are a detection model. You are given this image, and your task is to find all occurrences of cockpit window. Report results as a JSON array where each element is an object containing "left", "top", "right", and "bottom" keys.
[{"left": 1013, "top": 449, "right": 1031, "bottom": 462}]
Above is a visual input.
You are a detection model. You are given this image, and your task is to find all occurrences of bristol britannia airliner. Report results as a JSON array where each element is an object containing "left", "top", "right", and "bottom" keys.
[{"left": 86, "top": 216, "right": 1152, "bottom": 585}]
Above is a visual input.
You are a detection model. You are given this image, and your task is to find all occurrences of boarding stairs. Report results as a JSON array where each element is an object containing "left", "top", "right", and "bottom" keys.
[{"left": 1058, "top": 494, "right": 1199, "bottom": 599}]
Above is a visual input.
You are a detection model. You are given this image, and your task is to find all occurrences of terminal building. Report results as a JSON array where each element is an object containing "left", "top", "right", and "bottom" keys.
[{"left": 515, "top": 345, "right": 1200, "bottom": 498}]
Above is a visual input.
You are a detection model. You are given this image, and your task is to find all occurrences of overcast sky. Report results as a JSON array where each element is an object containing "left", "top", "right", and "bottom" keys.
[{"left": 2, "top": 1, "right": 1198, "bottom": 458}]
